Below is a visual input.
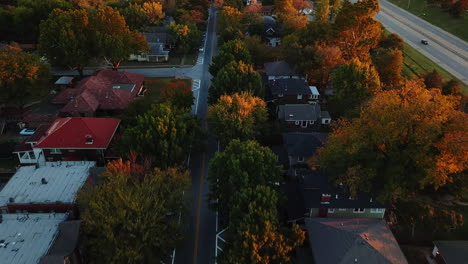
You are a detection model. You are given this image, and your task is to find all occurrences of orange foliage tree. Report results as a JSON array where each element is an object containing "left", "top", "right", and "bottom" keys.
[
  {"left": 141, "top": 2, "right": 165, "bottom": 25},
  {"left": 160, "top": 79, "right": 194, "bottom": 109}
]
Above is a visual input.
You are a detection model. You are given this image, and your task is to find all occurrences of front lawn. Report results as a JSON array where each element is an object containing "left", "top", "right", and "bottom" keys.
[
  {"left": 388, "top": 0, "right": 468, "bottom": 42},
  {"left": 144, "top": 78, "right": 192, "bottom": 103},
  {"left": 402, "top": 43, "right": 468, "bottom": 94}
]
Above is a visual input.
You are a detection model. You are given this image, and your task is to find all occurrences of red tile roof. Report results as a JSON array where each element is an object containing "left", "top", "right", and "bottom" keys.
[
  {"left": 35, "top": 117, "right": 120, "bottom": 149},
  {"left": 52, "top": 70, "right": 145, "bottom": 113}
]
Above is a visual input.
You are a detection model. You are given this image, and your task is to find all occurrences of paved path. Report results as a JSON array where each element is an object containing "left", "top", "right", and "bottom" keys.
[{"left": 376, "top": 0, "right": 468, "bottom": 85}]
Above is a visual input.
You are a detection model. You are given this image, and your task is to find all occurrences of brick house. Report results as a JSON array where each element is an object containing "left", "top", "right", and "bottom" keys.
[{"left": 52, "top": 70, "right": 145, "bottom": 117}]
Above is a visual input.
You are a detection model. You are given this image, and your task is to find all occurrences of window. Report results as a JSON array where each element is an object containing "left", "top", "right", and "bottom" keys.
[
  {"left": 278, "top": 93, "right": 284, "bottom": 97},
  {"left": 328, "top": 208, "right": 335, "bottom": 213},
  {"left": 297, "top": 94, "right": 303, "bottom": 99},
  {"left": 309, "top": 120, "right": 315, "bottom": 124},
  {"left": 338, "top": 208, "right": 347, "bottom": 211},
  {"left": 295, "top": 121, "right": 299, "bottom": 125},
  {"left": 297, "top": 156, "right": 304, "bottom": 162},
  {"left": 370, "top": 208, "right": 385, "bottom": 213},
  {"left": 324, "top": 119, "right": 330, "bottom": 124},
  {"left": 353, "top": 208, "right": 365, "bottom": 213},
  {"left": 50, "top": 148, "right": 61, "bottom": 154},
  {"left": 29, "top": 151, "right": 35, "bottom": 159}
]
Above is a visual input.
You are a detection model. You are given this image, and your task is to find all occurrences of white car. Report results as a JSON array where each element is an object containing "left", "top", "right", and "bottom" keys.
[{"left": 19, "top": 128, "right": 35, "bottom": 136}]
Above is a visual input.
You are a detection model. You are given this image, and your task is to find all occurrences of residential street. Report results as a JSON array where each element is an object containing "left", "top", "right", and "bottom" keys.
[{"left": 376, "top": 0, "right": 468, "bottom": 85}]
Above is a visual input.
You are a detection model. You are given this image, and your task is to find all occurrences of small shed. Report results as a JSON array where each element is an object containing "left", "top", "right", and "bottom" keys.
[{"left": 54, "top": 76, "right": 74, "bottom": 89}]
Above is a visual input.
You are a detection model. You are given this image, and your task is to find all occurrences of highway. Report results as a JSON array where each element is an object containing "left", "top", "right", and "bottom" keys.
[{"left": 376, "top": 0, "right": 468, "bottom": 85}]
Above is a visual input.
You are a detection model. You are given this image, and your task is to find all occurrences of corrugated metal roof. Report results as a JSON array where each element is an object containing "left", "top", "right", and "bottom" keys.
[
  {"left": 0, "top": 213, "right": 67, "bottom": 264},
  {"left": 0, "top": 162, "right": 95, "bottom": 207}
]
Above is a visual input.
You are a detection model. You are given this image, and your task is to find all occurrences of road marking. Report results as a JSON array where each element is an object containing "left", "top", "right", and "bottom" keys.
[
  {"left": 193, "top": 153, "right": 206, "bottom": 264},
  {"left": 192, "top": 79, "right": 201, "bottom": 91}
]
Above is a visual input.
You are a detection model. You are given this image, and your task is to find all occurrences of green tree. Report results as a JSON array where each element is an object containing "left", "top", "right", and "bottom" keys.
[
  {"left": 120, "top": 3, "right": 149, "bottom": 30},
  {"left": 207, "top": 92, "right": 268, "bottom": 144},
  {"left": 314, "top": 0, "right": 330, "bottom": 23},
  {"left": 244, "top": 35, "right": 277, "bottom": 67},
  {"left": 90, "top": 6, "right": 149, "bottom": 70},
  {"left": 378, "top": 33, "right": 404, "bottom": 51},
  {"left": 217, "top": 6, "right": 244, "bottom": 43},
  {"left": 329, "top": 59, "right": 381, "bottom": 117},
  {"left": 119, "top": 103, "right": 204, "bottom": 168},
  {"left": 78, "top": 161, "right": 190, "bottom": 264},
  {"left": 209, "top": 61, "right": 263, "bottom": 104},
  {"left": 442, "top": 80, "right": 462, "bottom": 96},
  {"left": 38, "top": 8, "right": 92, "bottom": 76},
  {"left": 160, "top": 79, "right": 194, "bottom": 109},
  {"left": 0, "top": 45, "right": 51, "bottom": 107},
  {"left": 422, "top": 69, "right": 443, "bottom": 89},
  {"left": 209, "top": 39, "right": 252, "bottom": 76},
  {"left": 168, "top": 22, "right": 201, "bottom": 53},
  {"left": 311, "top": 80, "right": 468, "bottom": 202},
  {"left": 208, "top": 140, "right": 282, "bottom": 218}
]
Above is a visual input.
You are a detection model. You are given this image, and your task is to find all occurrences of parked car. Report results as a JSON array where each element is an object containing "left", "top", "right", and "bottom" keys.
[
  {"left": 19, "top": 128, "right": 35, "bottom": 136},
  {"left": 421, "top": 39, "right": 428, "bottom": 45}
]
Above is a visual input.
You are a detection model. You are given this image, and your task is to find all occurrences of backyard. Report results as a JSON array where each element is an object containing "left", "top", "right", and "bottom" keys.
[{"left": 388, "top": 0, "right": 468, "bottom": 41}]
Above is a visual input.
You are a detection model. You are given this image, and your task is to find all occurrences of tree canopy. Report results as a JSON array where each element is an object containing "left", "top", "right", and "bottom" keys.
[
  {"left": 329, "top": 59, "right": 381, "bottom": 117},
  {"left": 0, "top": 45, "right": 51, "bottom": 107},
  {"left": 168, "top": 22, "right": 201, "bottom": 53},
  {"left": 119, "top": 103, "right": 204, "bottom": 169},
  {"left": 209, "top": 39, "right": 252, "bottom": 77},
  {"left": 160, "top": 79, "right": 194, "bottom": 110},
  {"left": 209, "top": 60, "right": 263, "bottom": 104},
  {"left": 78, "top": 159, "right": 190, "bottom": 264},
  {"left": 207, "top": 92, "right": 268, "bottom": 144},
  {"left": 311, "top": 80, "right": 468, "bottom": 203},
  {"left": 208, "top": 140, "right": 282, "bottom": 218}
]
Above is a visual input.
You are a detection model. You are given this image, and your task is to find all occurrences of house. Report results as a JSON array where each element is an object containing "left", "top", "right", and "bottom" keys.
[
  {"left": 263, "top": 16, "right": 281, "bottom": 47},
  {"left": 52, "top": 70, "right": 145, "bottom": 117},
  {"left": 282, "top": 132, "right": 327, "bottom": 167},
  {"left": 129, "top": 32, "right": 170, "bottom": 62},
  {"left": 14, "top": 117, "right": 120, "bottom": 164},
  {"left": 54, "top": 76, "right": 74, "bottom": 90},
  {"left": 260, "top": 5, "right": 274, "bottom": 16},
  {"left": 264, "top": 61, "right": 301, "bottom": 80},
  {"left": 432, "top": 240, "right": 468, "bottom": 264},
  {"left": 39, "top": 220, "right": 82, "bottom": 264},
  {"left": 0, "top": 213, "right": 69, "bottom": 264},
  {"left": 0, "top": 161, "right": 95, "bottom": 214},
  {"left": 267, "top": 79, "right": 319, "bottom": 103},
  {"left": 303, "top": 218, "right": 408, "bottom": 264},
  {"left": 278, "top": 104, "right": 331, "bottom": 129}
]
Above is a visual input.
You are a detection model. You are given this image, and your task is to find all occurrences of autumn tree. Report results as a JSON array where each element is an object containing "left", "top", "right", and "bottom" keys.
[
  {"left": 378, "top": 33, "right": 404, "bottom": 51},
  {"left": 0, "top": 45, "right": 51, "bottom": 107},
  {"left": 208, "top": 140, "right": 282, "bottom": 218},
  {"left": 141, "top": 1, "right": 164, "bottom": 24},
  {"left": 442, "top": 80, "right": 462, "bottom": 96},
  {"left": 332, "top": 0, "right": 383, "bottom": 63},
  {"left": 168, "top": 22, "right": 201, "bottom": 53},
  {"left": 119, "top": 103, "right": 204, "bottom": 168},
  {"left": 276, "top": 0, "right": 308, "bottom": 33},
  {"left": 312, "top": 80, "right": 468, "bottom": 203},
  {"left": 39, "top": 8, "right": 92, "bottom": 76},
  {"left": 329, "top": 59, "right": 381, "bottom": 117},
  {"left": 372, "top": 48, "right": 403, "bottom": 89},
  {"left": 218, "top": 6, "right": 244, "bottom": 43},
  {"left": 120, "top": 3, "right": 149, "bottom": 30},
  {"left": 90, "top": 7, "right": 149, "bottom": 70},
  {"left": 209, "top": 39, "right": 252, "bottom": 76},
  {"left": 160, "top": 79, "right": 194, "bottom": 109},
  {"left": 208, "top": 92, "right": 268, "bottom": 143},
  {"left": 303, "top": 43, "right": 344, "bottom": 90},
  {"left": 422, "top": 69, "right": 443, "bottom": 89},
  {"left": 209, "top": 61, "right": 263, "bottom": 104},
  {"left": 70, "top": 0, "right": 105, "bottom": 9},
  {"left": 78, "top": 162, "right": 190, "bottom": 264},
  {"left": 244, "top": 35, "right": 277, "bottom": 67},
  {"left": 314, "top": 0, "right": 330, "bottom": 23}
]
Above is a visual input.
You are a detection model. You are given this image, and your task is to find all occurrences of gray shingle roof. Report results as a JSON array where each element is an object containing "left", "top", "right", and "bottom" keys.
[
  {"left": 268, "top": 79, "right": 311, "bottom": 95},
  {"left": 279, "top": 104, "right": 321, "bottom": 121},
  {"left": 39, "top": 221, "right": 80, "bottom": 264},
  {"left": 433, "top": 240, "right": 468, "bottom": 264},
  {"left": 283, "top": 132, "right": 328, "bottom": 157},
  {"left": 264, "top": 61, "right": 298, "bottom": 77},
  {"left": 305, "top": 218, "right": 408, "bottom": 264}
]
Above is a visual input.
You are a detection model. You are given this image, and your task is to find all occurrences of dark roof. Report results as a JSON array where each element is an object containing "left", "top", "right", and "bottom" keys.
[
  {"left": 305, "top": 218, "right": 408, "bottom": 264},
  {"left": 264, "top": 61, "right": 298, "bottom": 77},
  {"left": 39, "top": 221, "right": 81, "bottom": 264},
  {"left": 263, "top": 16, "right": 280, "bottom": 36},
  {"left": 143, "top": 32, "right": 168, "bottom": 44},
  {"left": 321, "top": 111, "right": 331, "bottom": 119},
  {"left": 297, "top": 168, "right": 386, "bottom": 209},
  {"left": 279, "top": 104, "right": 321, "bottom": 121},
  {"left": 268, "top": 79, "right": 311, "bottom": 95},
  {"left": 148, "top": 42, "right": 169, "bottom": 56},
  {"left": 433, "top": 240, "right": 468, "bottom": 264},
  {"left": 282, "top": 132, "right": 327, "bottom": 157}
]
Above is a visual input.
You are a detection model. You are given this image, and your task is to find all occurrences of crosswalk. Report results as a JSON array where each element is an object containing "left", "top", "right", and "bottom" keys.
[
  {"left": 192, "top": 79, "right": 201, "bottom": 91},
  {"left": 196, "top": 53, "right": 204, "bottom": 65}
]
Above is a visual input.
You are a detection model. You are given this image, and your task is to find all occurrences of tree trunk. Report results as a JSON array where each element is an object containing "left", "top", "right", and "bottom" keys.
[{"left": 112, "top": 60, "right": 121, "bottom": 71}]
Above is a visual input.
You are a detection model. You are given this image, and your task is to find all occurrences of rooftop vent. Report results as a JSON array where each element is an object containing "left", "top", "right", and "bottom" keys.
[
  {"left": 370, "top": 197, "right": 373, "bottom": 202},
  {"left": 355, "top": 258, "right": 358, "bottom": 263},
  {"left": 335, "top": 194, "right": 338, "bottom": 199},
  {"left": 8, "top": 197, "right": 14, "bottom": 203},
  {"left": 41, "top": 178, "right": 48, "bottom": 184},
  {"left": 289, "top": 114, "right": 294, "bottom": 117},
  {"left": 85, "top": 134, "right": 93, "bottom": 144},
  {"left": 113, "top": 85, "right": 120, "bottom": 89}
]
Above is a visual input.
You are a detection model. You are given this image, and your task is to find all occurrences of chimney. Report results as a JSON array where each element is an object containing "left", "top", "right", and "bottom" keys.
[
  {"left": 320, "top": 194, "right": 331, "bottom": 204},
  {"left": 41, "top": 178, "right": 48, "bottom": 184},
  {"left": 370, "top": 197, "right": 373, "bottom": 202},
  {"left": 335, "top": 194, "right": 338, "bottom": 199},
  {"left": 85, "top": 134, "right": 94, "bottom": 144}
]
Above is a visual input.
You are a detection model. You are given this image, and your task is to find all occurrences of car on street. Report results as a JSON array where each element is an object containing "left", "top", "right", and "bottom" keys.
[
  {"left": 421, "top": 39, "right": 428, "bottom": 45},
  {"left": 19, "top": 128, "right": 35, "bottom": 136}
]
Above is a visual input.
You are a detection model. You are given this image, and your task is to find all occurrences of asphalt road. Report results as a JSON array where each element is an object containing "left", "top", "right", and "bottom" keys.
[{"left": 376, "top": 0, "right": 468, "bottom": 85}]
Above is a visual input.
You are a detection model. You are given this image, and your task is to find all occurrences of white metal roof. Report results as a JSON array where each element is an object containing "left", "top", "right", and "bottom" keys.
[
  {"left": 309, "top": 86, "right": 320, "bottom": 96},
  {"left": 0, "top": 161, "right": 95, "bottom": 207},
  {"left": 0, "top": 213, "right": 67, "bottom": 264}
]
